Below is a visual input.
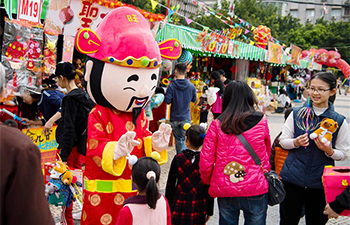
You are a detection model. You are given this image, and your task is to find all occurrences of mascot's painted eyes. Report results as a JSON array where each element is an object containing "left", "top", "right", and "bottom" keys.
[
  {"left": 127, "top": 74, "right": 139, "bottom": 82},
  {"left": 151, "top": 73, "right": 157, "bottom": 80}
]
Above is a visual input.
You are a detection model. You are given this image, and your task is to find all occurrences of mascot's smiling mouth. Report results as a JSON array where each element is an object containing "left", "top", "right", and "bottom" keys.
[
  {"left": 135, "top": 98, "right": 147, "bottom": 105},
  {"left": 126, "top": 96, "right": 149, "bottom": 111}
]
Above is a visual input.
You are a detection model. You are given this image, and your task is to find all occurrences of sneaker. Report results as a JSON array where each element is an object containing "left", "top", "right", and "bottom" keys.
[{"left": 73, "top": 211, "right": 82, "bottom": 220}]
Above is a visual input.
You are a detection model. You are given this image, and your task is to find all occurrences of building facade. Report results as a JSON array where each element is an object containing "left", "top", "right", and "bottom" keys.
[{"left": 262, "top": 0, "right": 350, "bottom": 24}]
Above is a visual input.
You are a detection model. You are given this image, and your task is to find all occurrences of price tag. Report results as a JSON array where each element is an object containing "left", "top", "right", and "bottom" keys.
[{"left": 17, "top": 0, "right": 42, "bottom": 23}]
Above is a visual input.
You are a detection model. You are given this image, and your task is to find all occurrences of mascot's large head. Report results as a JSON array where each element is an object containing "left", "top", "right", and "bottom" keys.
[{"left": 75, "top": 7, "right": 181, "bottom": 118}]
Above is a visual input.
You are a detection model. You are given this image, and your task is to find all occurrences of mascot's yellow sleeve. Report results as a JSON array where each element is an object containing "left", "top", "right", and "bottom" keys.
[
  {"left": 101, "top": 142, "right": 127, "bottom": 176},
  {"left": 144, "top": 136, "right": 168, "bottom": 165}
]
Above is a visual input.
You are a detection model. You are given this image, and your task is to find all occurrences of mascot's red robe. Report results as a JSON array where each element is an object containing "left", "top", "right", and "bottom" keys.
[{"left": 81, "top": 105, "right": 167, "bottom": 224}]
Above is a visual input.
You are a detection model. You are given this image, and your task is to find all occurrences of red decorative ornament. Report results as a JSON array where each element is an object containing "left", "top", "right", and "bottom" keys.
[
  {"left": 5, "top": 41, "right": 26, "bottom": 62},
  {"left": 253, "top": 25, "right": 271, "bottom": 49},
  {"left": 27, "top": 60, "right": 35, "bottom": 70},
  {"left": 59, "top": 6, "right": 74, "bottom": 24}
]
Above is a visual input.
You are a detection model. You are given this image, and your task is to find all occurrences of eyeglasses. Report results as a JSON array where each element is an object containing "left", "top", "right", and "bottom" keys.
[{"left": 308, "top": 87, "right": 330, "bottom": 94}]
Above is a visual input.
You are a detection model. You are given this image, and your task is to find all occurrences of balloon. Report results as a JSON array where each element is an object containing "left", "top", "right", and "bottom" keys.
[
  {"left": 161, "top": 59, "right": 172, "bottom": 72},
  {"left": 325, "top": 51, "right": 341, "bottom": 67},
  {"left": 328, "top": 51, "right": 341, "bottom": 60},
  {"left": 301, "top": 50, "right": 310, "bottom": 59},
  {"left": 177, "top": 50, "right": 193, "bottom": 65},
  {"left": 337, "top": 59, "right": 350, "bottom": 78},
  {"left": 294, "top": 80, "right": 301, "bottom": 85},
  {"left": 150, "top": 93, "right": 164, "bottom": 109},
  {"left": 314, "top": 49, "right": 329, "bottom": 64}
]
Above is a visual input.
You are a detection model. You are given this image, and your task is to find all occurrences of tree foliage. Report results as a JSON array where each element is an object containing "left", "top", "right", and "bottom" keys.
[{"left": 120, "top": 0, "right": 167, "bottom": 15}]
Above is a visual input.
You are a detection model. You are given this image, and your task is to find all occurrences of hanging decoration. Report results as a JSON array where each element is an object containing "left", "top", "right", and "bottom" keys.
[
  {"left": 197, "top": 29, "right": 208, "bottom": 42},
  {"left": 62, "top": 36, "right": 75, "bottom": 63},
  {"left": 91, "top": 0, "right": 165, "bottom": 21},
  {"left": 228, "top": 25, "right": 242, "bottom": 40},
  {"left": 1, "top": 18, "right": 44, "bottom": 93},
  {"left": 253, "top": 25, "right": 271, "bottom": 49},
  {"left": 45, "top": 0, "right": 165, "bottom": 35},
  {"left": 267, "top": 41, "right": 283, "bottom": 64},
  {"left": 43, "top": 29, "right": 58, "bottom": 76},
  {"left": 287, "top": 44, "right": 302, "bottom": 65}
]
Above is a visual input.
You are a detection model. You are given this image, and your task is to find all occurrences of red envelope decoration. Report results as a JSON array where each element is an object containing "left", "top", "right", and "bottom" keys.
[
  {"left": 75, "top": 28, "right": 102, "bottom": 54},
  {"left": 158, "top": 39, "right": 182, "bottom": 60}
]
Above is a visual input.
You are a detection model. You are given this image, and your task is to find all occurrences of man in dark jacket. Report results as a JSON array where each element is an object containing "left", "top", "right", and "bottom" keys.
[
  {"left": 0, "top": 63, "right": 54, "bottom": 225},
  {"left": 324, "top": 186, "right": 350, "bottom": 219},
  {"left": 165, "top": 63, "right": 197, "bottom": 154},
  {"left": 219, "top": 69, "right": 231, "bottom": 86}
]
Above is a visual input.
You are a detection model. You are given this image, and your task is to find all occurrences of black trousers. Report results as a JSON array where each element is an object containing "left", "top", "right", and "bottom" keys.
[{"left": 280, "top": 180, "right": 328, "bottom": 225}]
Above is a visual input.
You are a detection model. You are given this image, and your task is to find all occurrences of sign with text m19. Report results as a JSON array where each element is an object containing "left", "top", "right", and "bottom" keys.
[{"left": 17, "top": 0, "right": 42, "bottom": 23}]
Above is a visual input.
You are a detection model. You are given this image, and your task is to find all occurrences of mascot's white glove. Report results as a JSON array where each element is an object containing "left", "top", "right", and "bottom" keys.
[
  {"left": 152, "top": 123, "right": 172, "bottom": 152},
  {"left": 113, "top": 131, "right": 140, "bottom": 160}
]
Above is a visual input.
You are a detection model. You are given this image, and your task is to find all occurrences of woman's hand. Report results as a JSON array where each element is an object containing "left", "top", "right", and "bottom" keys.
[
  {"left": 314, "top": 136, "right": 334, "bottom": 156},
  {"left": 21, "top": 118, "right": 42, "bottom": 126},
  {"left": 323, "top": 204, "right": 339, "bottom": 219},
  {"left": 293, "top": 133, "right": 309, "bottom": 147},
  {"left": 205, "top": 215, "right": 211, "bottom": 222},
  {"left": 21, "top": 118, "right": 40, "bottom": 126},
  {"left": 43, "top": 120, "right": 54, "bottom": 135}
]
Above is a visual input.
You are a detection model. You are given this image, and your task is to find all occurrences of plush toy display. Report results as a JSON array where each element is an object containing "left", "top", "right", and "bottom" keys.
[
  {"left": 74, "top": 7, "right": 181, "bottom": 224},
  {"left": 310, "top": 118, "right": 338, "bottom": 146},
  {"left": 45, "top": 161, "right": 77, "bottom": 207}
]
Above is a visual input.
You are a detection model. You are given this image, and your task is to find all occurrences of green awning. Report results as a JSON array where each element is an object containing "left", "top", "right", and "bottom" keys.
[
  {"left": 156, "top": 23, "right": 266, "bottom": 62},
  {"left": 156, "top": 23, "right": 315, "bottom": 69}
]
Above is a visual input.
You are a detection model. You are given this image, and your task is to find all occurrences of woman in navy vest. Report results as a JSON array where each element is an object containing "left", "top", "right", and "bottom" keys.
[{"left": 279, "top": 72, "right": 349, "bottom": 225}]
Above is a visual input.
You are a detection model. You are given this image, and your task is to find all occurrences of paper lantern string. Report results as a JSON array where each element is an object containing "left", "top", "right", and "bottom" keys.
[{"left": 91, "top": 0, "right": 165, "bottom": 21}]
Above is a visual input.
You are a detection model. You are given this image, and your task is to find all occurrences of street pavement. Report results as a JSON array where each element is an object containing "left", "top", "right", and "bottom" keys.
[{"left": 50, "top": 94, "right": 350, "bottom": 225}]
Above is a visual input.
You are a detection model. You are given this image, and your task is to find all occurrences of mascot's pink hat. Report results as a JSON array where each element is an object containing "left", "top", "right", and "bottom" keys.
[{"left": 75, "top": 7, "right": 162, "bottom": 69}]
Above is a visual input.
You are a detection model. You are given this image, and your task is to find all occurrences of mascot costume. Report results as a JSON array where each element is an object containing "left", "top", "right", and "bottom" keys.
[{"left": 75, "top": 7, "right": 181, "bottom": 224}]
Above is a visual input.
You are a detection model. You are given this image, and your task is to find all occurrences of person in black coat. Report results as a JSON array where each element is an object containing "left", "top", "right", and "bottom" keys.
[
  {"left": 210, "top": 71, "right": 225, "bottom": 119},
  {"left": 51, "top": 62, "right": 94, "bottom": 166},
  {"left": 323, "top": 186, "right": 350, "bottom": 219},
  {"left": 51, "top": 62, "right": 95, "bottom": 225}
]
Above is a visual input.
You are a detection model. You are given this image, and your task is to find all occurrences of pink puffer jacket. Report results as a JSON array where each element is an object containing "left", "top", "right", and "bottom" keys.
[{"left": 199, "top": 117, "right": 271, "bottom": 198}]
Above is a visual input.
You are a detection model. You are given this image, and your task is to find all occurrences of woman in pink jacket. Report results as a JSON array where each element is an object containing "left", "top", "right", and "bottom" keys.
[{"left": 199, "top": 81, "right": 271, "bottom": 225}]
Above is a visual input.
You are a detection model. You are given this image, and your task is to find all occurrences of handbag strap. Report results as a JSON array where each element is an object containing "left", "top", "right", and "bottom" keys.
[{"left": 236, "top": 133, "right": 262, "bottom": 167}]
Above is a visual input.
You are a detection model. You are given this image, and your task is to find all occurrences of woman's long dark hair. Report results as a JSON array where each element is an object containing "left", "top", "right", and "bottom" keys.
[
  {"left": 310, "top": 72, "right": 337, "bottom": 104},
  {"left": 218, "top": 81, "right": 258, "bottom": 134},
  {"left": 132, "top": 157, "right": 161, "bottom": 209}
]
